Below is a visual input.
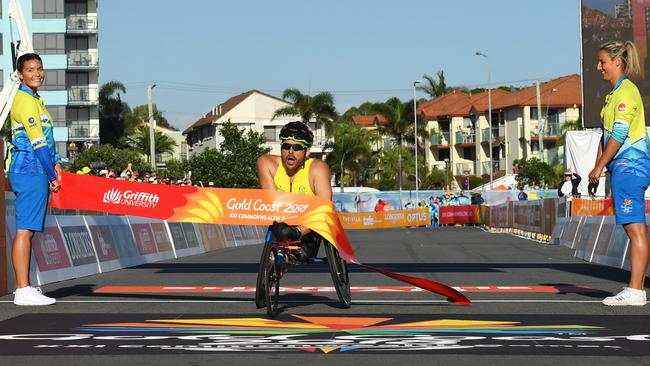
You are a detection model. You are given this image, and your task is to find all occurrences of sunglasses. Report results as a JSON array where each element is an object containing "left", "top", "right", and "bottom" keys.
[{"left": 281, "top": 142, "right": 306, "bottom": 151}]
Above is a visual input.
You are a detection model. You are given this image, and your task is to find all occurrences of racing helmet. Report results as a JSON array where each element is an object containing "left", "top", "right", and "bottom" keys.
[{"left": 279, "top": 121, "right": 314, "bottom": 147}]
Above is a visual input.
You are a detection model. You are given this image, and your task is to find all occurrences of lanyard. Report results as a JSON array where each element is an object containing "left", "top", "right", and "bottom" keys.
[{"left": 610, "top": 76, "right": 627, "bottom": 94}]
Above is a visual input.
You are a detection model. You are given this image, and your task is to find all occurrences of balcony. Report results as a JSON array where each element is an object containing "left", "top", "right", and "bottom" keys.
[
  {"left": 454, "top": 131, "right": 476, "bottom": 147},
  {"left": 68, "top": 86, "right": 98, "bottom": 106},
  {"left": 455, "top": 162, "right": 474, "bottom": 176},
  {"left": 481, "top": 160, "right": 500, "bottom": 175},
  {"left": 68, "top": 50, "right": 98, "bottom": 70},
  {"left": 67, "top": 14, "right": 98, "bottom": 34},
  {"left": 531, "top": 121, "right": 561, "bottom": 141},
  {"left": 430, "top": 131, "right": 450, "bottom": 149},
  {"left": 481, "top": 127, "right": 499, "bottom": 144},
  {"left": 68, "top": 123, "right": 99, "bottom": 141}
]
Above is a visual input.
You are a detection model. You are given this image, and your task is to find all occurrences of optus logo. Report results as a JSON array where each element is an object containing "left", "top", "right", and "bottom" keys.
[{"left": 102, "top": 189, "right": 159, "bottom": 209}]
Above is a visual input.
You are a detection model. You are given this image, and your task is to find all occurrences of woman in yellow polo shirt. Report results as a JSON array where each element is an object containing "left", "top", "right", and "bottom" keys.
[{"left": 589, "top": 41, "right": 650, "bottom": 306}]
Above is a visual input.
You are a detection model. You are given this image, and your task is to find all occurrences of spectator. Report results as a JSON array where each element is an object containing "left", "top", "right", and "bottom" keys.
[
  {"left": 374, "top": 199, "right": 385, "bottom": 212},
  {"left": 404, "top": 199, "right": 414, "bottom": 210},
  {"left": 518, "top": 187, "right": 528, "bottom": 201},
  {"left": 558, "top": 169, "right": 581, "bottom": 198}
]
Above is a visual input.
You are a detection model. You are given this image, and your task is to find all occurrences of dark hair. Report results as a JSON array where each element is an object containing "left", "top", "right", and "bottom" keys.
[
  {"left": 279, "top": 121, "right": 314, "bottom": 147},
  {"left": 16, "top": 53, "right": 43, "bottom": 72}
]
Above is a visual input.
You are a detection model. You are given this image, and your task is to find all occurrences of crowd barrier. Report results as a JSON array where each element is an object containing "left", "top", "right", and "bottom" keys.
[
  {"left": 338, "top": 209, "right": 429, "bottom": 229},
  {"left": 4, "top": 192, "right": 266, "bottom": 288},
  {"left": 570, "top": 198, "right": 650, "bottom": 216}
]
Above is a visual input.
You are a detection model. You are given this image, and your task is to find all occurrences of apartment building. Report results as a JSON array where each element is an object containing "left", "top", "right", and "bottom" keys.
[
  {"left": 0, "top": 0, "right": 99, "bottom": 161},
  {"left": 183, "top": 90, "right": 329, "bottom": 158},
  {"left": 417, "top": 74, "right": 581, "bottom": 183}
]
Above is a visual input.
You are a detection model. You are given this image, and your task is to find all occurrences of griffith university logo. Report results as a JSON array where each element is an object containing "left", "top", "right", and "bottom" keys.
[{"left": 102, "top": 188, "right": 159, "bottom": 209}]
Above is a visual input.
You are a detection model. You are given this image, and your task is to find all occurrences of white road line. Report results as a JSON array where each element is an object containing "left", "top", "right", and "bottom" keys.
[{"left": 0, "top": 299, "right": 604, "bottom": 304}]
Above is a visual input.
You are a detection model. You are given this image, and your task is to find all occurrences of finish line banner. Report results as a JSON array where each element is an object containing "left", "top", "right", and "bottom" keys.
[{"left": 51, "top": 173, "right": 469, "bottom": 305}]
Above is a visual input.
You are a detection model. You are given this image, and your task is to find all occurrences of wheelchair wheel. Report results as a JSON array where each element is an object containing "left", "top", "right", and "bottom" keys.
[
  {"left": 324, "top": 241, "right": 351, "bottom": 308},
  {"left": 255, "top": 238, "right": 273, "bottom": 309},
  {"left": 264, "top": 250, "right": 281, "bottom": 317}
]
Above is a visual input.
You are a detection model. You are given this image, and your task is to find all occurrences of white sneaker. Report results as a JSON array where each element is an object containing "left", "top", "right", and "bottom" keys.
[
  {"left": 13, "top": 286, "right": 56, "bottom": 306},
  {"left": 602, "top": 287, "right": 646, "bottom": 306}
]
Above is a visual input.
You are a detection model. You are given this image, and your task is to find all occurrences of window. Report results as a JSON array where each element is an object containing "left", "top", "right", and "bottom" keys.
[
  {"left": 40, "top": 70, "right": 65, "bottom": 90},
  {"left": 530, "top": 108, "right": 538, "bottom": 121},
  {"left": 64, "top": 1, "right": 87, "bottom": 16},
  {"left": 264, "top": 126, "right": 278, "bottom": 142},
  {"left": 67, "top": 108, "right": 89, "bottom": 122},
  {"left": 47, "top": 106, "right": 66, "bottom": 127},
  {"left": 65, "top": 37, "right": 88, "bottom": 52},
  {"left": 66, "top": 72, "right": 88, "bottom": 87},
  {"left": 33, "top": 33, "right": 64, "bottom": 55},
  {"left": 33, "top": 0, "right": 64, "bottom": 18},
  {"left": 0, "top": 70, "right": 3, "bottom": 88},
  {"left": 0, "top": 33, "right": 3, "bottom": 55}
]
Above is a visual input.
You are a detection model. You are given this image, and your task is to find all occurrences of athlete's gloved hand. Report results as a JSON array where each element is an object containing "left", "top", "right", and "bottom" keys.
[{"left": 272, "top": 222, "right": 301, "bottom": 242}]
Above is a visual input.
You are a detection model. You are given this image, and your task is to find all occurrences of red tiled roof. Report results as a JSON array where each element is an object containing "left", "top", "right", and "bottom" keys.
[
  {"left": 417, "top": 74, "right": 582, "bottom": 120},
  {"left": 183, "top": 90, "right": 289, "bottom": 134},
  {"left": 351, "top": 114, "right": 387, "bottom": 126}
]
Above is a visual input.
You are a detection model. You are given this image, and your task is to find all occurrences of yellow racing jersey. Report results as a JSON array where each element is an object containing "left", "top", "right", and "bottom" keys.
[
  {"left": 273, "top": 158, "right": 315, "bottom": 196},
  {"left": 6, "top": 84, "right": 60, "bottom": 180},
  {"left": 601, "top": 78, "right": 650, "bottom": 177}
]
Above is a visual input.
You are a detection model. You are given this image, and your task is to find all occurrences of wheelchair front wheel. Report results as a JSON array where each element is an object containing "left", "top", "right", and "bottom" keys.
[{"left": 324, "top": 242, "right": 351, "bottom": 308}]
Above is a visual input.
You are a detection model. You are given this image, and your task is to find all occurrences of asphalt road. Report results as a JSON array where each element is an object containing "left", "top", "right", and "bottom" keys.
[{"left": 0, "top": 226, "right": 649, "bottom": 365}]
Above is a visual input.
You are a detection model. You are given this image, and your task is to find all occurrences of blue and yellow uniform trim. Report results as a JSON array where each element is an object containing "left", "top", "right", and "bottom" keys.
[
  {"left": 273, "top": 158, "right": 315, "bottom": 196},
  {"left": 5, "top": 84, "right": 60, "bottom": 181}
]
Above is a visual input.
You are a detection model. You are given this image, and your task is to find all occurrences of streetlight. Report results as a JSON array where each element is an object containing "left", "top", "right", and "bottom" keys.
[
  {"left": 413, "top": 80, "right": 421, "bottom": 205},
  {"left": 443, "top": 158, "right": 450, "bottom": 190},
  {"left": 475, "top": 51, "right": 493, "bottom": 190},
  {"left": 147, "top": 82, "right": 157, "bottom": 171},
  {"left": 540, "top": 87, "right": 558, "bottom": 161}
]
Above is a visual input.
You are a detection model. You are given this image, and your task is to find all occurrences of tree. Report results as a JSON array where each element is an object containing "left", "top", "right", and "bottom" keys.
[
  {"left": 370, "top": 146, "right": 414, "bottom": 190},
  {"left": 161, "top": 158, "right": 189, "bottom": 180},
  {"left": 121, "top": 125, "right": 177, "bottom": 163},
  {"left": 418, "top": 70, "right": 447, "bottom": 98},
  {"left": 513, "top": 157, "right": 555, "bottom": 188},
  {"left": 373, "top": 97, "right": 412, "bottom": 192},
  {"left": 99, "top": 81, "right": 131, "bottom": 146},
  {"left": 557, "top": 117, "right": 583, "bottom": 146},
  {"left": 70, "top": 144, "right": 147, "bottom": 174},
  {"left": 187, "top": 121, "right": 270, "bottom": 188},
  {"left": 273, "top": 88, "right": 338, "bottom": 136},
  {"left": 325, "top": 123, "right": 377, "bottom": 190},
  {"left": 125, "top": 104, "right": 176, "bottom": 132}
]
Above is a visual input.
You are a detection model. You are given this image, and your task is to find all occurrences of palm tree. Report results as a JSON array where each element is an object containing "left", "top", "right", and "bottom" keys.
[
  {"left": 272, "top": 88, "right": 338, "bottom": 136},
  {"left": 372, "top": 97, "right": 412, "bottom": 195},
  {"left": 557, "top": 117, "right": 583, "bottom": 146},
  {"left": 325, "top": 123, "right": 378, "bottom": 191},
  {"left": 122, "top": 125, "right": 177, "bottom": 163},
  {"left": 99, "top": 81, "right": 131, "bottom": 146},
  {"left": 418, "top": 70, "right": 447, "bottom": 98}
]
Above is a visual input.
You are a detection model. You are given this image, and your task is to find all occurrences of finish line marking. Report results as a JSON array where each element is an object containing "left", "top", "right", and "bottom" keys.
[
  {"left": 94, "top": 285, "right": 602, "bottom": 294},
  {"left": 0, "top": 299, "right": 604, "bottom": 304}
]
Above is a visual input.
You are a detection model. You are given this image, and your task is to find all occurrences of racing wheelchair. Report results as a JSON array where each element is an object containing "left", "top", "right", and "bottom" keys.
[{"left": 255, "top": 222, "right": 351, "bottom": 317}]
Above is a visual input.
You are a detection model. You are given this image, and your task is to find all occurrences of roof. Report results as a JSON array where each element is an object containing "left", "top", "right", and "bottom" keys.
[
  {"left": 183, "top": 89, "right": 290, "bottom": 134},
  {"left": 418, "top": 74, "right": 582, "bottom": 120},
  {"left": 351, "top": 114, "right": 387, "bottom": 126}
]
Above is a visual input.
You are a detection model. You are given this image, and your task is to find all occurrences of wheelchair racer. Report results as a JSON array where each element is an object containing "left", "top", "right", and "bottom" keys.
[{"left": 256, "top": 121, "right": 332, "bottom": 262}]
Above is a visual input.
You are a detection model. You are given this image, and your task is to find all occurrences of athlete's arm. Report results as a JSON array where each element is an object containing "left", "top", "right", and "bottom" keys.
[
  {"left": 310, "top": 159, "right": 333, "bottom": 201},
  {"left": 14, "top": 98, "right": 56, "bottom": 182},
  {"left": 257, "top": 154, "right": 279, "bottom": 190}
]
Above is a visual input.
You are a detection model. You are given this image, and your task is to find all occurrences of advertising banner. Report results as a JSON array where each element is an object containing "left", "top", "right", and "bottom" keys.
[
  {"left": 439, "top": 205, "right": 479, "bottom": 225},
  {"left": 167, "top": 222, "right": 188, "bottom": 250},
  {"left": 131, "top": 223, "right": 158, "bottom": 255},
  {"left": 150, "top": 222, "right": 173, "bottom": 253},
  {"left": 338, "top": 209, "right": 429, "bottom": 229},
  {"left": 50, "top": 173, "right": 470, "bottom": 305},
  {"left": 199, "top": 224, "right": 226, "bottom": 252},
  {"left": 88, "top": 224, "right": 118, "bottom": 262},
  {"left": 32, "top": 224, "right": 70, "bottom": 272},
  {"left": 60, "top": 226, "right": 98, "bottom": 267}
]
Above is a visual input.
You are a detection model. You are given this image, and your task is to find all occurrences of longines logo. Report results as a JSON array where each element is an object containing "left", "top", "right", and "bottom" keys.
[
  {"left": 0, "top": 314, "right": 648, "bottom": 355},
  {"left": 102, "top": 189, "right": 159, "bottom": 209}
]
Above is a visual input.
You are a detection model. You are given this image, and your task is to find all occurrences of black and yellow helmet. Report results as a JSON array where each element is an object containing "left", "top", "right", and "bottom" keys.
[{"left": 279, "top": 121, "right": 314, "bottom": 147}]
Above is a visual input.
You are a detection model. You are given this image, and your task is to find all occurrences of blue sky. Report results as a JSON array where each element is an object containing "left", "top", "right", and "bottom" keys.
[{"left": 99, "top": 0, "right": 583, "bottom": 131}]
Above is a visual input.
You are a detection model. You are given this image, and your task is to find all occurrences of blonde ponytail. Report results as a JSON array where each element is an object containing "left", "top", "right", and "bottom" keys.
[{"left": 600, "top": 40, "right": 643, "bottom": 78}]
